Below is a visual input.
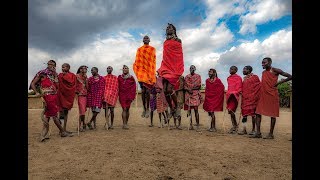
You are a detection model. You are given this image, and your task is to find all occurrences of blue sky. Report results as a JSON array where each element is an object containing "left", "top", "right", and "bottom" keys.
[{"left": 28, "top": 0, "right": 292, "bottom": 90}]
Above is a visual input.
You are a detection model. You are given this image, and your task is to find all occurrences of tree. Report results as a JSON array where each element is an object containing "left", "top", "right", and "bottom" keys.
[{"left": 277, "top": 80, "right": 292, "bottom": 108}]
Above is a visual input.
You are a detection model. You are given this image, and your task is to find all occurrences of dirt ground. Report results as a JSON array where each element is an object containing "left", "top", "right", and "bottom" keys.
[{"left": 28, "top": 105, "right": 291, "bottom": 180}]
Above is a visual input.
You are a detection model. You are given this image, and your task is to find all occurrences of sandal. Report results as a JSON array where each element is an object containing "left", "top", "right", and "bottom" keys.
[
  {"left": 248, "top": 131, "right": 256, "bottom": 135},
  {"left": 87, "top": 123, "right": 93, "bottom": 130},
  {"left": 263, "top": 134, "right": 274, "bottom": 139},
  {"left": 141, "top": 110, "right": 146, "bottom": 118},
  {"left": 145, "top": 110, "right": 150, "bottom": 118},
  {"left": 249, "top": 133, "right": 262, "bottom": 138},
  {"left": 238, "top": 130, "right": 247, "bottom": 135},
  {"left": 228, "top": 127, "right": 237, "bottom": 134},
  {"left": 60, "top": 132, "right": 73, "bottom": 137}
]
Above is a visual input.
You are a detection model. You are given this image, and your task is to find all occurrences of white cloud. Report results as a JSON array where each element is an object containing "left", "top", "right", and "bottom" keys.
[
  {"left": 239, "top": 0, "right": 292, "bottom": 34},
  {"left": 219, "top": 29, "right": 292, "bottom": 65},
  {"left": 261, "top": 29, "right": 292, "bottom": 60}
]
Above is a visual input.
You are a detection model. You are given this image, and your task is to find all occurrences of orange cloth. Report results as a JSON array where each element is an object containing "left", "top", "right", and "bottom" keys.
[
  {"left": 133, "top": 45, "right": 156, "bottom": 86},
  {"left": 255, "top": 69, "right": 279, "bottom": 117}
]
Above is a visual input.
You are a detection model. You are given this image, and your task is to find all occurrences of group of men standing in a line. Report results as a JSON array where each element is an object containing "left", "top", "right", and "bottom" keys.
[{"left": 30, "top": 23, "right": 292, "bottom": 142}]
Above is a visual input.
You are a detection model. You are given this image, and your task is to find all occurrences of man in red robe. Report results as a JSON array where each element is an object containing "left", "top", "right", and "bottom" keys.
[
  {"left": 30, "top": 60, "right": 73, "bottom": 141},
  {"left": 58, "top": 63, "right": 76, "bottom": 134},
  {"left": 103, "top": 66, "right": 118, "bottom": 129},
  {"left": 76, "top": 65, "right": 88, "bottom": 132},
  {"left": 86, "top": 67, "right": 106, "bottom": 129},
  {"left": 184, "top": 65, "right": 202, "bottom": 130},
  {"left": 226, "top": 66, "right": 242, "bottom": 134},
  {"left": 203, "top": 69, "right": 225, "bottom": 132},
  {"left": 118, "top": 65, "right": 137, "bottom": 129},
  {"left": 237, "top": 66, "right": 261, "bottom": 135},
  {"left": 250, "top": 57, "right": 292, "bottom": 139},
  {"left": 157, "top": 23, "right": 184, "bottom": 118}
]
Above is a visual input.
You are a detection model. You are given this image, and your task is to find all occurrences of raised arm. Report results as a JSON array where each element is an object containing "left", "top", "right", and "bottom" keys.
[{"left": 273, "top": 68, "right": 292, "bottom": 87}]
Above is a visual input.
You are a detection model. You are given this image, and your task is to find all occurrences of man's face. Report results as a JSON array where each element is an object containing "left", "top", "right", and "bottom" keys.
[
  {"left": 190, "top": 65, "right": 196, "bottom": 74},
  {"left": 262, "top": 59, "right": 270, "bottom": 69},
  {"left": 47, "top": 61, "right": 56, "bottom": 71},
  {"left": 208, "top": 70, "right": 215, "bottom": 78},
  {"left": 107, "top": 66, "right": 113, "bottom": 74},
  {"left": 229, "top": 67, "right": 237, "bottom": 75},
  {"left": 143, "top": 36, "right": 150, "bottom": 44},
  {"left": 91, "top": 68, "right": 97, "bottom": 75},
  {"left": 243, "top": 67, "right": 249, "bottom": 75},
  {"left": 123, "top": 66, "right": 129, "bottom": 74},
  {"left": 166, "top": 24, "right": 174, "bottom": 35},
  {"left": 62, "top": 64, "right": 69, "bottom": 73},
  {"left": 81, "top": 66, "right": 87, "bottom": 74}
]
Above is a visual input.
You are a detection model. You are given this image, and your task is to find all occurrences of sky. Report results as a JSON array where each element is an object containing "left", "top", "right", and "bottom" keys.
[{"left": 28, "top": 0, "right": 292, "bottom": 90}]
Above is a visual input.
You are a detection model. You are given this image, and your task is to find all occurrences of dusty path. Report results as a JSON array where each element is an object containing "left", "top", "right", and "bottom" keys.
[{"left": 28, "top": 107, "right": 291, "bottom": 180}]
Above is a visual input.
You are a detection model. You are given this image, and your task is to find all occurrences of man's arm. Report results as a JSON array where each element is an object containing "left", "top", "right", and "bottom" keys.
[
  {"left": 273, "top": 68, "right": 292, "bottom": 87},
  {"left": 30, "top": 76, "right": 41, "bottom": 96}
]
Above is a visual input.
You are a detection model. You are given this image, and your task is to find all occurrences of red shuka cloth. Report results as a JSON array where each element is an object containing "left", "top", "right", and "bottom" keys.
[
  {"left": 87, "top": 75, "right": 105, "bottom": 108},
  {"left": 226, "top": 74, "right": 242, "bottom": 111},
  {"left": 184, "top": 73, "right": 202, "bottom": 108},
  {"left": 241, "top": 73, "right": 261, "bottom": 116},
  {"left": 157, "top": 39, "right": 184, "bottom": 89},
  {"left": 203, "top": 77, "right": 225, "bottom": 112},
  {"left": 255, "top": 69, "right": 279, "bottom": 117},
  {"left": 41, "top": 77, "right": 59, "bottom": 117},
  {"left": 57, "top": 72, "right": 76, "bottom": 110},
  {"left": 118, "top": 75, "right": 136, "bottom": 108},
  {"left": 104, "top": 74, "right": 119, "bottom": 107}
]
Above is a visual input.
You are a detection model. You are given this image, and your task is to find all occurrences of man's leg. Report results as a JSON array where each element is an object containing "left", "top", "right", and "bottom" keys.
[
  {"left": 123, "top": 108, "right": 130, "bottom": 129},
  {"left": 79, "top": 115, "right": 86, "bottom": 132},
  {"left": 109, "top": 107, "right": 114, "bottom": 129},
  {"left": 228, "top": 110, "right": 238, "bottom": 133},
  {"left": 122, "top": 108, "right": 126, "bottom": 128},
  {"left": 53, "top": 116, "right": 73, "bottom": 137},
  {"left": 145, "top": 88, "right": 150, "bottom": 118},
  {"left": 141, "top": 85, "right": 147, "bottom": 117},
  {"left": 149, "top": 110, "right": 154, "bottom": 127},
  {"left": 40, "top": 117, "right": 50, "bottom": 142},
  {"left": 194, "top": 107, "right": 200, "bottom": 129},
  {"left": 188, "top": 109, "right": 194, "bottom": 130},
  {"left": 63, "top": 109, "right": 71, "bottom": 133},
  {"left": 263, "top": 117, "right": 276, "bottom": 139},
  {"left": 249, "top": 115, "right": 256, "bottom": 135},
  {"left": 250, "top": 114, "right": 262, "bottom": 138},
  {"left": 92, "top": 111, "right": 99, "bottom": 129},
  {"left": 104, "top": 104, "right": 110, "bottom": 129},
  {"left": 158, "top": 113, "right": 162, "bottom": 128}
]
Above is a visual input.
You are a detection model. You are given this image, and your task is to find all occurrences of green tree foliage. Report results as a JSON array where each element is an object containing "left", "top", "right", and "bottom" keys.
[
  {"left": 277, "top": 80, "right": 292, "bottom": 107},
  {"left": 201, "top": 83, "right": 205, "bottom": 90}
]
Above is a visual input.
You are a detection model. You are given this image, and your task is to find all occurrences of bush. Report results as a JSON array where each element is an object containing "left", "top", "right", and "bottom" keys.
[{"left": 277, "top": 81, "right": 292, "bottom": 108}]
